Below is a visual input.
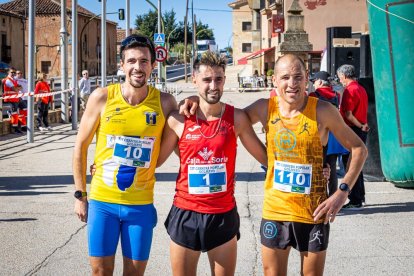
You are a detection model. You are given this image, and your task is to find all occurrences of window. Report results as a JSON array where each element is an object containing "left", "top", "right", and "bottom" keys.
[
  {"left": 242, "top": 22, "right": 252, "bottom": 31},
  {"left": 242, "top": 43, "right": 252, "bottom": 53},
  {"left": 83, "top": 34, "right": 87, "bottom": 54},
  {"left": 41, "top": 61, "right": 51, "bottom": 74}
]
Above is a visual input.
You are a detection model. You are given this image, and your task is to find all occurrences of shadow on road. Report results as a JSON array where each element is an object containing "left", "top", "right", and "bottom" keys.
[
  {"left": 338, "top": 202, "right": 414, "bottom": 216},
  {"left": 0, "top": 171, "right": 266, "bottom": 193}
]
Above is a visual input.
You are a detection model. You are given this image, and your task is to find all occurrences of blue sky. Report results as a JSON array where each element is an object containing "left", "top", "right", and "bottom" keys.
[{"left": 0, "top": 0, "right": 233, "bottom": 50}]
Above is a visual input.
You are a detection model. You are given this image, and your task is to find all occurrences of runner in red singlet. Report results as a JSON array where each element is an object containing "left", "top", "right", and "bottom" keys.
[{"left": 157, "top": 51, "right": 267, "bottom": 276}]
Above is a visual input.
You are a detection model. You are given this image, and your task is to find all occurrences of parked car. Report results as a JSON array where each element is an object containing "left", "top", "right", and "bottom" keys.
[
  {"left": 0, "top": 61, "right": 10, "bottom": 79},
  {"left": 117, "top": 67, "right": 125, "bottom": 82}
]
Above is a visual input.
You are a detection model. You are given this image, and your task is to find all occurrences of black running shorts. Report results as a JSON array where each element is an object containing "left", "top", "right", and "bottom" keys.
[
  {"left": 164, "top": 205, "right": 240, "bottom": 252},
  {"left": 260, "top": 219, "right": 330, "bottom": 252}
]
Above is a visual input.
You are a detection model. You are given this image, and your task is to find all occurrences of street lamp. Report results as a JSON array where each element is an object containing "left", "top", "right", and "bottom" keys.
[
  {"left": 145, "top": 0, "right": 165, "bottom": 33},
  {"left": 79, "top": 10, "right": 124, "bottom": 73},
  {"left": 167, "top": 25, "right": 179, "bottom": 51}
]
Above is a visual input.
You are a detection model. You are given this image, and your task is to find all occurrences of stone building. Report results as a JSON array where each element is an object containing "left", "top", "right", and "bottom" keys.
[
  {"left": 229, "top": 0, "right": 368, "bottom": 75},
  {"left": 0, "top": 8, "right": 25, "bottom": 73},
  {"left": 0, "top": 0, "right": 118, "bottom": 77}
]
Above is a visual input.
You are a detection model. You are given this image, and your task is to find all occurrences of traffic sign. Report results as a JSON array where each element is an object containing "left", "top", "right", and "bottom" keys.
[
  {"left": 154, "top": 33, "right": 165, "bottom": 45},
  {"left": 155, "top": 46, "right": 168, "bottom": 62}
]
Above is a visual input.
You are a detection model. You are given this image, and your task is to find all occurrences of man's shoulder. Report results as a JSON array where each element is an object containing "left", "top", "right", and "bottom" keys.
[
  {"left": 17, "top": 78, "right": 27, "bottom": 83},
  {"left": 159, "top": 90, "right": 177, "bottom": 105}
]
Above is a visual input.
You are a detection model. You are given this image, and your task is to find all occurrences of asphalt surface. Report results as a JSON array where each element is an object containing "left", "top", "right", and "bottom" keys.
[{"left": 0, "top": 90, "right": 413, "bottom": 276}]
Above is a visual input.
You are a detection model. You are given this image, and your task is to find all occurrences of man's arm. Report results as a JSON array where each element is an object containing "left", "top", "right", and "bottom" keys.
[
  {"left": 160, "top": 92, "right": 178, "bottom": 118},
  {"left": 313, "top": 101, "right": 368, "bottom": 223},
  {"left": 156, "top": 111, "right": 183, "bottom": 167},
  {"left": 344, "top": 110, "right": 369, "bottom": 132},
  {"left": 72, "top": 88, "right": 107, "bottom": 222},
  {"left": 5, "top": 79, "right": 21, "bottom": 92},
  {"left": 234, "top": 108, "right": 267, "bottom": 166},
  {"left": 178, "top": 95, "right": 199, "bottom": 117},
  {"left": 78, "top": 78, "right": 85, "bottom": 91},
  {"left": 244, "top": 98, "right": 269, "bottom": 126}
]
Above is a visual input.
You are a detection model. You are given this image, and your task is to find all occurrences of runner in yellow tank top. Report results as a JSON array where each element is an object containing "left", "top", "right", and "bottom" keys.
[
  {"left": 90, "top": 83, "right": 164, "bottom": 205},
  {"left": 73, "top": 34, "right": 177, "bottom": 275},
  {"left": 245, "top": 54, "right": 368, "bottom": 275}
]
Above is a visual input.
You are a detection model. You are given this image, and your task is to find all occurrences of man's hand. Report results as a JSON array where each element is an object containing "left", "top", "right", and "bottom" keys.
[
  {"left": 90, "top": 163, "right": 96, "bottom": 176},
  {"left": 322, "top": 164, "right": 331, "bottom": 180},
  {"left": 74, "top": 198, "right": 88, "bottom": 223},
  {"left": 313, "top": 190, "right": 348, "bottom": 224},
  {"left": 178, "top": 96, "right": 199, "bottom": 117},
  {"left": 361, "top": 123, "right": 370, "bottom": 132}
]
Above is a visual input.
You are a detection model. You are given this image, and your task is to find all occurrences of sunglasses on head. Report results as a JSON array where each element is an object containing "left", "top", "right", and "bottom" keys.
[{"left": 120, "top": 35, "right": 154, "bottom": 53}]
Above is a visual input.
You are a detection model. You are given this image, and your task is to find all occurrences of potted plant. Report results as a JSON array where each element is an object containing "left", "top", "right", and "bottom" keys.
[{"left": 266, "top": 69, "right": 274, "bottom": 88}]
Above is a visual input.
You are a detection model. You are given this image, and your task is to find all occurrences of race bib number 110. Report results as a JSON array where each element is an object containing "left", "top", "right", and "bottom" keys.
[{"left": 273, "top": 160, "right": 312, "bottom": 194}]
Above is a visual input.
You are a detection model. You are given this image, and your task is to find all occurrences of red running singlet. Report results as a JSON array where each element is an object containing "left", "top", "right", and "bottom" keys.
[{"left": 174, "top": 104, "right": 238, "bottom": 214}]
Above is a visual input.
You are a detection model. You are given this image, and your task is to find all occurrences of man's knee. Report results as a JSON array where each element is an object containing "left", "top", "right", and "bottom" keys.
[{"left": 90, "top": 257, "right": 115, "bottom": 276}]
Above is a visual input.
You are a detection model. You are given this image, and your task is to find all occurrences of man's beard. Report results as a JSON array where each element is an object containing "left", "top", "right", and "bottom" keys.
[
  {"left": 201, "top": 90, "right": 222, "bottom": 104},
  {"left": 128, "top": 71, "right": 147, "bottom": 88}
]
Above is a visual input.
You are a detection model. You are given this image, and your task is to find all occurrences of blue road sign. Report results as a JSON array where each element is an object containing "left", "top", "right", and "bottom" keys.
[{"left": 154, "top": 33, "right": 165, "bottom": 45}]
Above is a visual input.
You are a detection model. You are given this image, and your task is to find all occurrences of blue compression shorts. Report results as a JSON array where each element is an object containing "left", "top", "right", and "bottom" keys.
[{"left": 87, "top": 200, "right": 157, "bottom": 261}]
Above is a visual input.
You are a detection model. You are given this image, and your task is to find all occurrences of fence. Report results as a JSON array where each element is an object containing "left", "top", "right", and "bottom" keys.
[{"left": 1, "top": 75, "right": 182, "bottom": 120}]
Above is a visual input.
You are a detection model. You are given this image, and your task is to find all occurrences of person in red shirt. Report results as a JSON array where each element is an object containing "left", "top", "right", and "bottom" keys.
[
  {"left": 309, "top": 71, "right": 348, "bottom": 197},
  {"left": 34, "top": 73, "right": 53, "bottom": 131},
  {"left": 337, "top": 64, "right": 369, "bottom": 210},
  {"left": 2, "top": 68, "right": 24, "bottom": 133}
]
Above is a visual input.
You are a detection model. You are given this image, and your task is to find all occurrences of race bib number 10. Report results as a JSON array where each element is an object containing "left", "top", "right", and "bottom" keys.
[
  {"left": 273, "top": 160, "right": 312, "bottom": 194},
  {"left": 188, "top": 164, "right": 227, "bottom": 194},
  {"left": 112, "top": 136, "right": 154, "bottom": 168}
]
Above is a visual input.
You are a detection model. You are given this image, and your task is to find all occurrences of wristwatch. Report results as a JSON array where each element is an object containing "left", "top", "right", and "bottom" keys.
[
  {"left": 74, "top": 190, "right": 87, "bottom": 199},
  {"left": 339, "top": 183, "right": 351, "bottom": 194}
]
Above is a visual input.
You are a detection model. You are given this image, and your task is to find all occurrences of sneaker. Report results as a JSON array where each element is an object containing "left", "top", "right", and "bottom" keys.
[
  {"left": 14, "top": 129, "right": 23, "bottom": 134},
  {"left": 47, "top": 126, "right": 53, "bottom": 131},
  {"left": 342, "top": 202, "right": 364, "bottom": 211},
  {"left": 362, "top": 201, "right": 367, "bottom": 207},
  {"left": 39, "top": 126, "right": 46, "bottom": 131}
]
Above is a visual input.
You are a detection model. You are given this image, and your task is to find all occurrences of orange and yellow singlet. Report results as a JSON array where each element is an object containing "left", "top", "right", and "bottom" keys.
[{"left": 263, "top": 96, "right": 327, "bottom": 224}]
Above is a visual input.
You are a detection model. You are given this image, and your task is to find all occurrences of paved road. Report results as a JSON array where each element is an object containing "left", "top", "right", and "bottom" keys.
[{"left": 0, "top": 91, "right": 413, "bottom": 275}]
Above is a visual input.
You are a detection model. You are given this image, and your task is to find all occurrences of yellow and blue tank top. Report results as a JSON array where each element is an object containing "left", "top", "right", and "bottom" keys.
[
  {"left": 263, "top": 96, "right": 327, "bottom": 224},
  {"left": 90, "top": 84, "right": 165, "bottom": 205}
]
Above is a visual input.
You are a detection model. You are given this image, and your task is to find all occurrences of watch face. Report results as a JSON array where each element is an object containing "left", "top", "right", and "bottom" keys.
[
  {"left": 340, "top": 183, "right": 349, "bottom": 192},
  {"left": 74, "top": 191, "right": 83, "bottom": 199}
]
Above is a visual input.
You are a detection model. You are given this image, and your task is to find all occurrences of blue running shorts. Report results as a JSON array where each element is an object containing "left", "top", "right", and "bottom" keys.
[{"left": 87, "top": 200, "right": 157, "bottom": 261}]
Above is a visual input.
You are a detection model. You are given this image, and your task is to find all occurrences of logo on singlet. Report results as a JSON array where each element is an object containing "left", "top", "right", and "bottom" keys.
[
  {"left": 145, "top": 111, "right": 158, "bottom": 125},
  {"left": 275, "top": 129, "right": 296, "bottom": 152},
  {"left": 188, "top": 125, "right": 201, "bottom": 132},
  {"left": 198, "top": 147, "right": 214, "bottom": 161},
  {"left": 271, "top": 116, "right": 281, "bottom": 124}
]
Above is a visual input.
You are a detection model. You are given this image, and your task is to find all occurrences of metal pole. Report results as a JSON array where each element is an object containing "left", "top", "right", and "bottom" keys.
[
  {"left": 184, "top": 0, "right": 189, "bottom": 82},
  {"left": 126, "top": 0, "right": 130, "bottom": 36},
  {"left": 101, "top": 0, "right": 106, "bottom": 86},
  {"left": 191, "top": 0, "right": 194, "bottom": 75},
  {"left": 27, "top": 0, "right": 35, "bottom": 143},
  {"left": 71, "top": 0, "right": 78, "bottom": 129},
  {"left": 157, "top": 0, "right": 162, "bottom": 84},
  {"left": 60, "top": 0, "right": 69, "bottom": 123}
]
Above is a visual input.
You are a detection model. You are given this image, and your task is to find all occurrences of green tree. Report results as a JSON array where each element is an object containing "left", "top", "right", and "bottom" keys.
[
  {"left": 134, "top": 9, "right": 215, "bottom": 47},
  {"left": 135, "top": 9, "right": 158, "bottom": 39},
  {"left": 193, "top": 20, "right": 214, "bottom": 40}
]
